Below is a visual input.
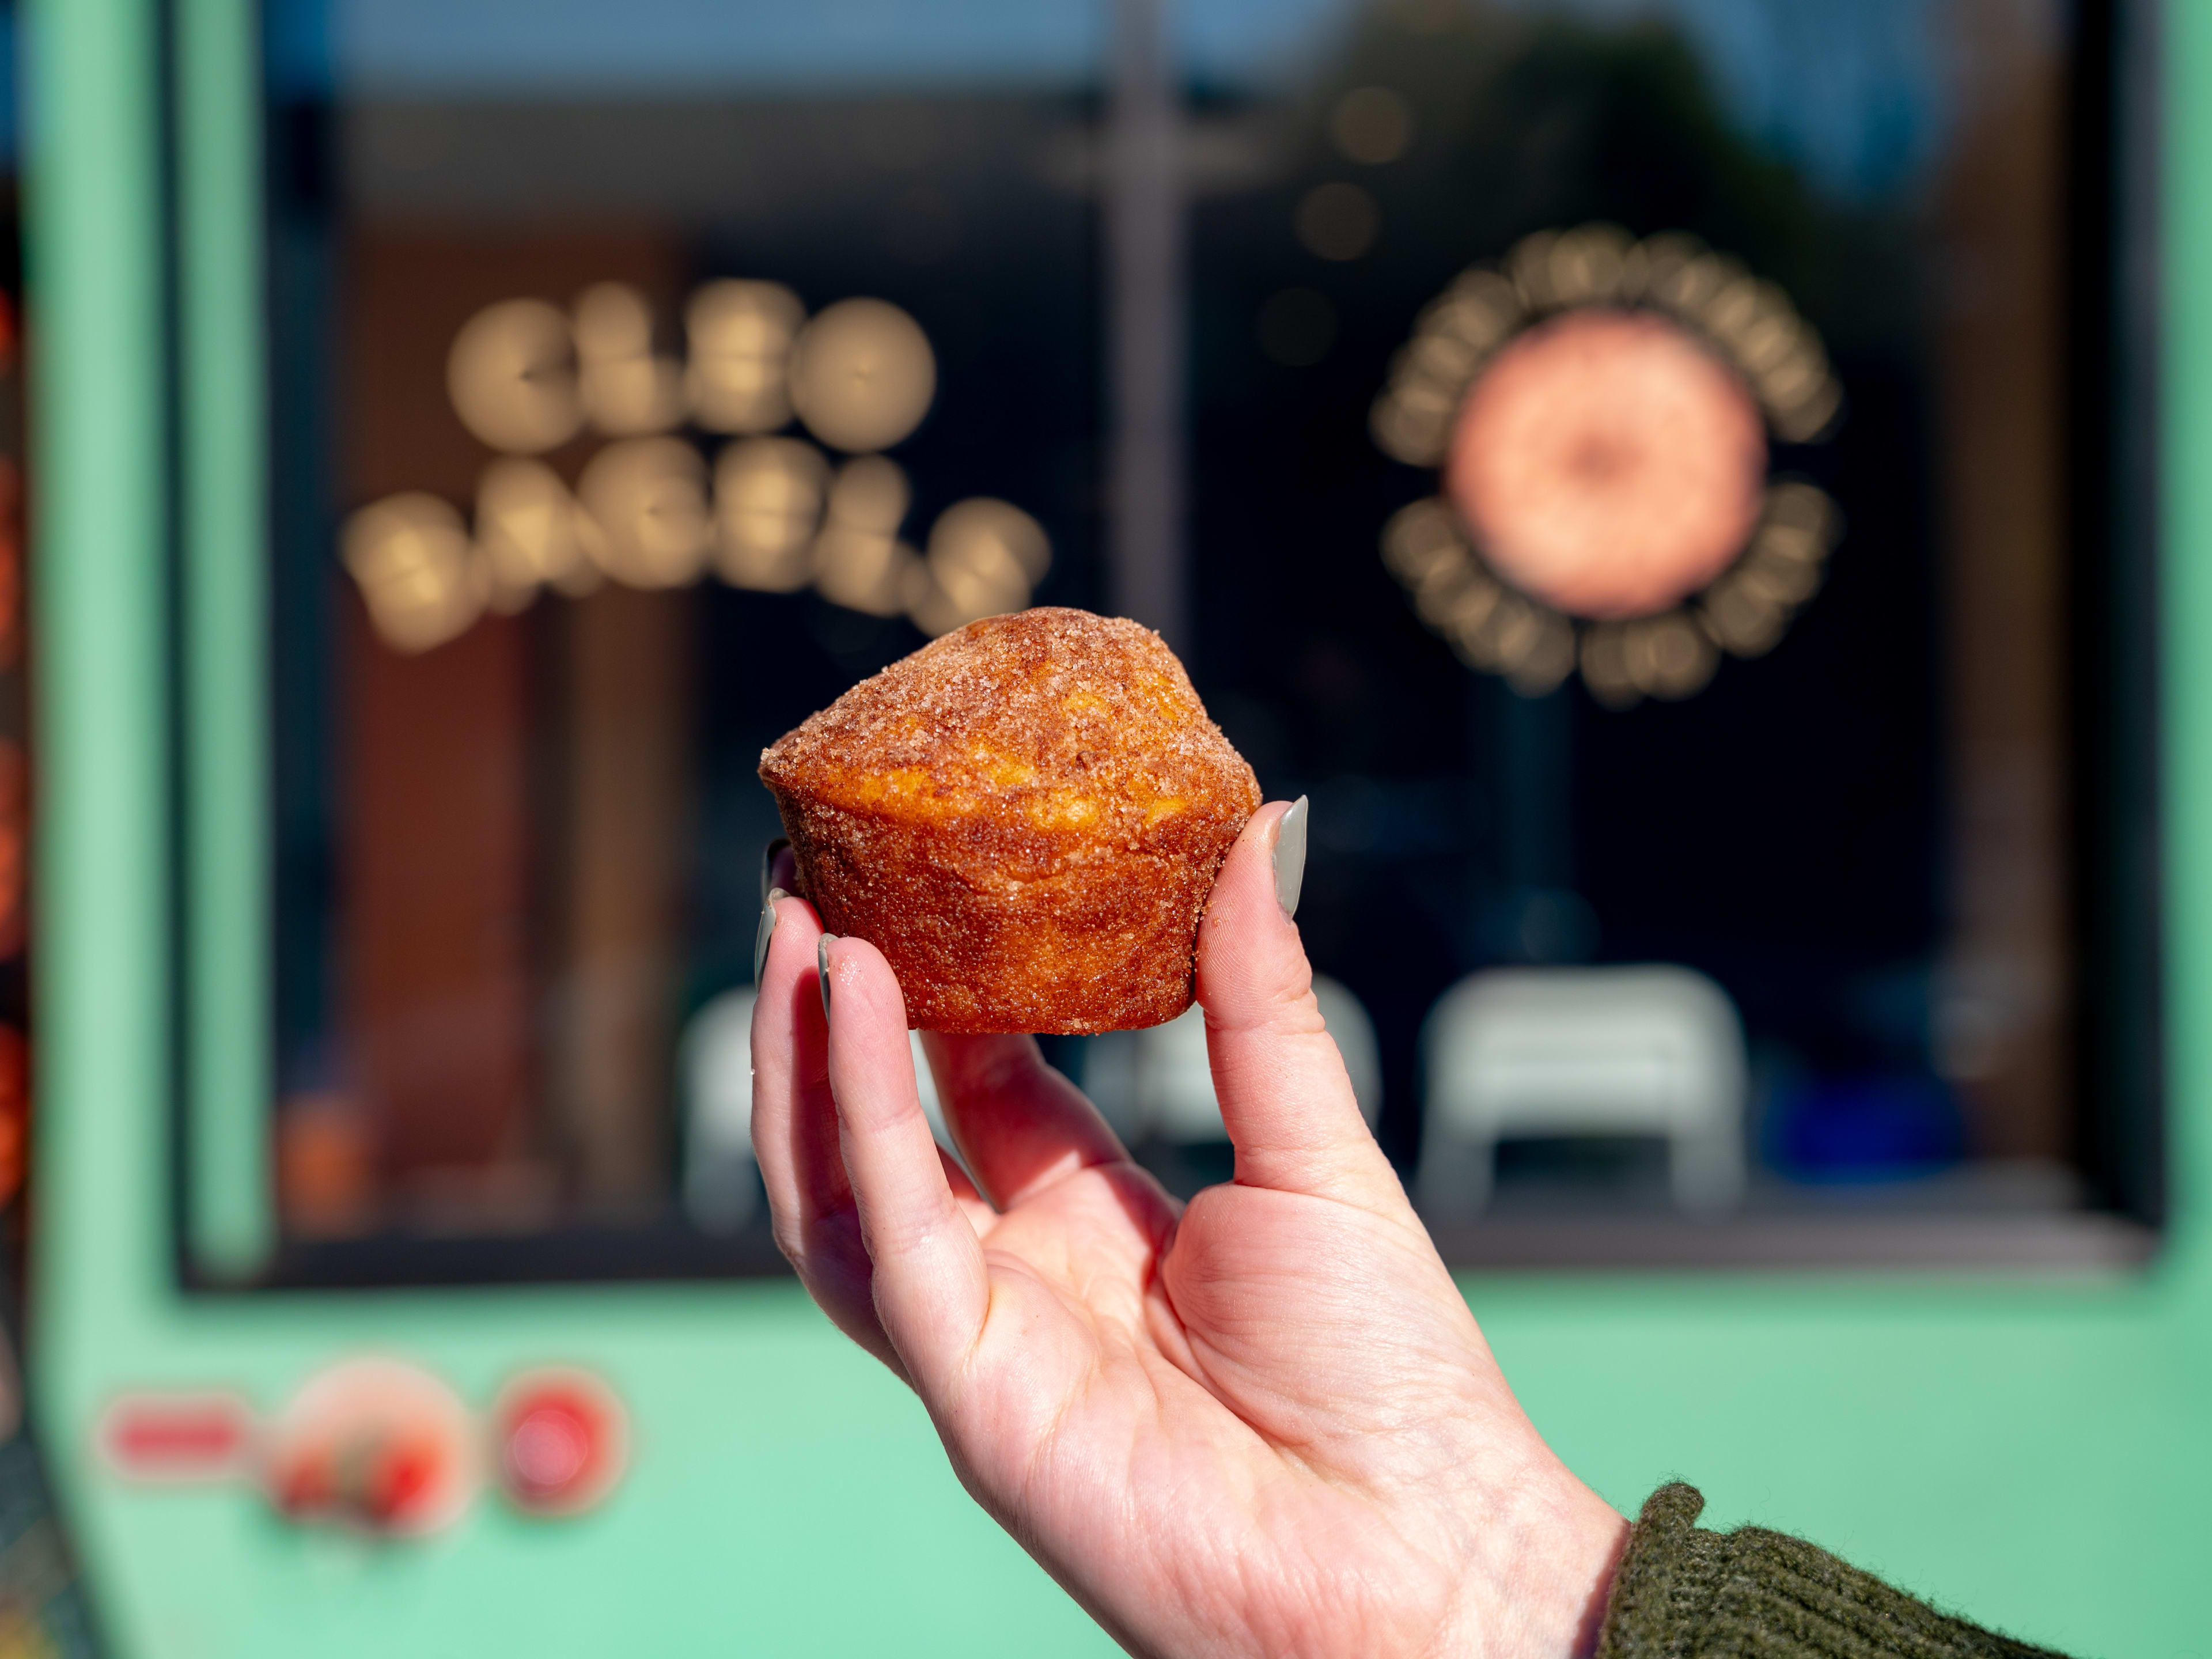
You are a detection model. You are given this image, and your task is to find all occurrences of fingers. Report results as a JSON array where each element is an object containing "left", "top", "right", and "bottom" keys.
[
  {"left": 819, "top": 934, "right": 994, "bottom": 1389},
  {"left": 919, "top": 1034, "right": 1129, "bottom": 1211},
  {"left": 1198, "top": 801, "right": 1404, "bottom": 1211},
  {"left": 749, "top": 892, "right": 907, "bottom": 1373},
  {"left": 753, "top": 893, "right": 995, "bottom": 1381}
]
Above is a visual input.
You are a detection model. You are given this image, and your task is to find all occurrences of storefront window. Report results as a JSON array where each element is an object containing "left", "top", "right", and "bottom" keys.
[{"left": 256, "top": 0, "right": 2156, "bottom": 1277}]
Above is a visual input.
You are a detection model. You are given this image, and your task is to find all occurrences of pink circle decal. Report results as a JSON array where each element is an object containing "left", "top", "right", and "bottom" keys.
[{"left": 1445, "top": 309, "right": 1767, "bottom": 620}]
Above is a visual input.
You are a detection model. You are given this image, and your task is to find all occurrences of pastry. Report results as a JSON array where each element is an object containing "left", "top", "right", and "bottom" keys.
[{"left": 759, "top": 607, "right": 1260, "bottom": 1032}]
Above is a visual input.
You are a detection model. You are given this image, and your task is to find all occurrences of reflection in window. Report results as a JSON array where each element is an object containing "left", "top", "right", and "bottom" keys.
[{"left": 260, "top": 0, "right": 2146, "bottom": 1270}]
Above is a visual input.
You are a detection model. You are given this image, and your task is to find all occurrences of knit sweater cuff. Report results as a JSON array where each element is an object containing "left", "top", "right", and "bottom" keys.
[{"left": 1593, "top": 1483, "right": 2067, "bottom": 1659}]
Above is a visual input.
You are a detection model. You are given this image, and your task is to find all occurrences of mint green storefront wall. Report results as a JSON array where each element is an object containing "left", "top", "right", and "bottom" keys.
[{"left": 20, "top": 1, "right": 2212, "bottom": 1655}]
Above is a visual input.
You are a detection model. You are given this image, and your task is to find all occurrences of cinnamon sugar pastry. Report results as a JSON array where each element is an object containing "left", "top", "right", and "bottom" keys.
[{"left": 759, "top": 608, "right": 1260, "bottom": 1033}]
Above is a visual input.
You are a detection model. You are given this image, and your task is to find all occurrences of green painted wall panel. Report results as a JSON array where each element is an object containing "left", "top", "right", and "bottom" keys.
[
  {"left": 22, "top": 0, "right": 2212, "bottom": 1654},
  {"left": 175, "top": 0, "right": 274, "bottom": 1281}
]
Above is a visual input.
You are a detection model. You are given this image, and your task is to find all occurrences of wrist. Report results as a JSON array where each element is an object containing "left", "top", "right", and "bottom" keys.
[
  {"left": 1544, "top": 1483, "right": 1631, "bottom": 1658},
  {"left": 1441, "top": 1459, "right": 1630, "bottom": 1659}
]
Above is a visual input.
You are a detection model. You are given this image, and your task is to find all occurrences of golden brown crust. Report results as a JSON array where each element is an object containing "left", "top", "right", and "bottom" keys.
[{"left": 759, "top": 608, "right": 1260, "bottom": 1032}]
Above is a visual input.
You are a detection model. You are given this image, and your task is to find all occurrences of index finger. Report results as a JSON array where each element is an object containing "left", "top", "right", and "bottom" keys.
[
  {"left": 749, "top": 892, "right": 896, "bottom": 1365},
  {"left": 820, "top": 936, "right": 993, "bottom": 1392}
]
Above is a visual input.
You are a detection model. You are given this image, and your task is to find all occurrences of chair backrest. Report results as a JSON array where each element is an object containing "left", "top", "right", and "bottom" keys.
[
  {"left": 680, "top": 986, "right": 759, "bottom": 1232},
  {"left": 1421, "top": 965, "right": 1746, "bottom": 1139}
]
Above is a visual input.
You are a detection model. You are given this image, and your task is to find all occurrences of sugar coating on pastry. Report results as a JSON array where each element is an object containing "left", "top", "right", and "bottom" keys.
[{"left": 759, "top": 607, "right": 1262, "bottom": 1033}]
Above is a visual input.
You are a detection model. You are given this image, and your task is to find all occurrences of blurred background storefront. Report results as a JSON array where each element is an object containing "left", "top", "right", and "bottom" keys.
[
  {"left": 246, "top": 0, "right": 2151, "bottom": 1263},
  {"left": 14, "top": 1, "right": 2211, "bottom": 1655}
]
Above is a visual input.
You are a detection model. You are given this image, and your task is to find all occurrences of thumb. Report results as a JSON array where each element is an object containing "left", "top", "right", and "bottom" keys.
[{"left": 1196, "top": 800, "right": 1404, "bottom": 1212}]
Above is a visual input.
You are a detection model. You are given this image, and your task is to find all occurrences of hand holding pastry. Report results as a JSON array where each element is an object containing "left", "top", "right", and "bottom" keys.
[{"left": 749, "top": 793, "right": 1628, "bottom": 1659}]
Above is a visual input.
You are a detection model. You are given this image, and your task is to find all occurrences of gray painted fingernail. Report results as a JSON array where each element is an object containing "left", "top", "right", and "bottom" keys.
[
  {"left": 761, "top": 836, "right": 790, "bottom": 903},
  {"left": 817, "top": 934, "right": 836, "bottom": 1020},
  {"left": 1273, "top": 796, "right": 1308, "bottom": 919},
  {"left": 755, "top": 888, "right": 786, "bottom": 983}
]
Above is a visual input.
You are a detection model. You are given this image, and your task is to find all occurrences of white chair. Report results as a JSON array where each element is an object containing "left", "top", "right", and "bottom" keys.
[
  {"left": 680, "top": 987, "right": 760, "bottom": 1233},
  {"left": 678, "top": 987, "right": 953, "bottom": 1233},
  {"left": 1415, "top": 966, "right": 1746, "bottom": 1217},
  {"left": 1089, "top": 975, "right": 1381, "bottom": 1144}
]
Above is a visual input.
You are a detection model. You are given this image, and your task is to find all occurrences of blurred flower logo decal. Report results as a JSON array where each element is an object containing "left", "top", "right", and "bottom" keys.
[{"left": 1371, "top": 225, "right": 1842, "bottom": 705}]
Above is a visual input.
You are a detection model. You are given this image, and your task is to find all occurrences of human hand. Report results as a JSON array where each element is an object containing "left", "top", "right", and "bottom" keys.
[{"left": 751, "top": 803, "right": 1628, "bottom": 1658}]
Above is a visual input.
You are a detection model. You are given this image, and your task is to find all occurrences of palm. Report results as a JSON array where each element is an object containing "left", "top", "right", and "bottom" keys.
[
  {"left": 752, "top": 806, "right": 1625, "bottom": 1659},
  {"left": 953, "top": 1169, "right": 1453, "bottom": 1645}
]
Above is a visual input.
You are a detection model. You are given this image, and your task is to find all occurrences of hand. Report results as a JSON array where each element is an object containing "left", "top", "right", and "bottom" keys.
[{"left": 751, "top": 804, "right": 1628, "bottom": 1658}]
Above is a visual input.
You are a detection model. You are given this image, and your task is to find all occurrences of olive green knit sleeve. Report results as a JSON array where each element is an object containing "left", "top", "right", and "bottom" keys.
[{"left": 1594, "top": 1484, "right": 2073, "bottom": 1659}]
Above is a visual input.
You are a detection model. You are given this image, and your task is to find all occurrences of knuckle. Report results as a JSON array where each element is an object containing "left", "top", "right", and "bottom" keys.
[{"left": 859, "top": 1207, "right": 941, "bottom": 1266}]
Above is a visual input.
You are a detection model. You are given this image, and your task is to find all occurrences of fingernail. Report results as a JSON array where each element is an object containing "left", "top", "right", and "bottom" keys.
[
  {"left": 755, "top": 888, "right": 786, "bottom": 983},
  {"left": 1273, "top": 796, "right": 1308, "bottom": 919},
  {"left": 761, "top": 836, "right": 790, "bottom": 903},
  {"left": 817, "top": 934, "right": 836, "bottom": 1021}
]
